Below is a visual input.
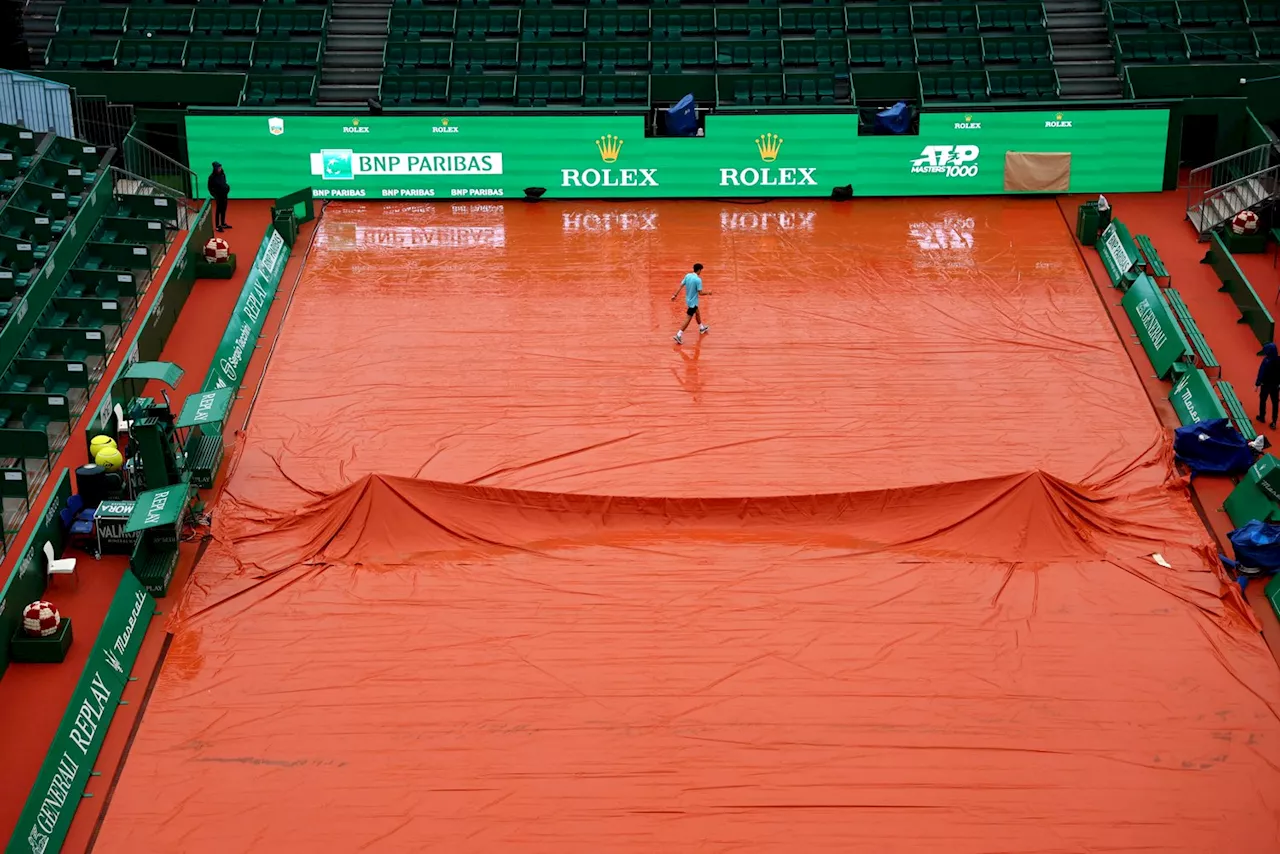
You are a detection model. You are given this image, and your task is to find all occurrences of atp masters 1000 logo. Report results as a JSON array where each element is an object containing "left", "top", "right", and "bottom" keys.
[{"left": 911, "top": 145, "right": 981, "bottom": 178}]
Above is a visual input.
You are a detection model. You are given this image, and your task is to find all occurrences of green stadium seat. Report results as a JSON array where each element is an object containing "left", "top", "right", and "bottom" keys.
[
  {"left": 457, "top": 10, "right": 520, "bottom": 39},
  {"left": 56, "top": 7, "right": 127, "bottom": 37},
  {"left": 583, "top": 75, "right": 648, "bottom": 106},
  {"left": 193, "top": 8, "right": 261, "bottom": 37},
  {"left": 982, "top": 34, "right": 1052, "bottom": 65},
  {"left": 45, "top": 38, "right": 119, "bottom": 70},
  {"left": 1106, "top": 1, "right": 1179, "bottom": 29},
  {"left": 717, "top": 40, "right": 782, "bottom": 70},
  {"left": 252, "top": 40, "right": 322, "bottom": 70},
  {"left": 385, "top": 40, "right": 453, "bottom": 72},
  {"left": 520, "top": 9, "right": 586, "bottom": 39},
  {"left": 1179, "top": 0, "right": 1247, "bottom": 26},
  {"left": 987, "top": 68, "right": 1059, "bottom": 98},
  {"left": 1256, "top": 28, "right": 1280, "bottom": 57},
  {"left": 715, "top": 8, "right": 781, "bottom": 37},
  {"left": 242, "top": 73, "right": 317, "bottom": 106},
  {"left": 515, "top": 75, "right": 585, "bottom": 107},
  {"left": 848, "top": 36, "right": 916, "bottom": 69},
  {"left": 380, "top": 75, "right": 449, "bottom": 106},
  {"left": 116, "top": 38, "right": 187, "bottom": 71},
  {"left": 652, "top": 8, "right": 716, "bottom": 39},
  {"left": 448, "top": 76, "right": 516, "bottom": 107},
  {"left": 781, "top": 38, "right": 848, "bottom": 68},
  {"left": 845, "top": 4, "right": 911, "bottom": 34},
  {"left": 919, "top": 70, "right": 989, "bottom": 101},
  {"left": 719, "top": 73, "right": 784, "bottom": 106},
  {"left": 587, "top": 10, "right": 651, "bottom": 39},
  {"left": 521, "top": 41, "right": 587, "bottom": 72},
  {"left": 1250, "top": 1, "right": 1280, "bottom": 24},
  {"left": 583, "top": 42, "right": 648, "bottom": 73},
  {"left": 976, "top": 2, "right": 1045, "bottom": 31},
  {"left": 916, "top": 36, "right": 982, "bottom": 66},
  {"left": 187, "top": 41, "right": 254, "bottom": 71},
  {"left": 652, "top": 41, "right": 715, "bottom": 73},
  {"left": 783, "top": 73, "right": 836, "bottom": 105},
  {"left": 389, "top": 9, "right": 456, "bottom": 38},
  {"left": 1116, "top": 31, "right": 1191, "bottom": 61},
  {"left": 911, "top": 3, "right": 979, "bottom": 33},
  {"left": 258, "top": 8, "right": 326, "bottom": 37},
  {"left": 1186, "top": 28, "right": 1257, "bottom": 59},
  {"left": 780, "top": 8, "right": 844, "bottom": 35},
  {"left": 453, "top": 41, "right": 518, "bottom": 72},
  {"left": 127, "top": 8, "right": 195, "bottom": 36}
]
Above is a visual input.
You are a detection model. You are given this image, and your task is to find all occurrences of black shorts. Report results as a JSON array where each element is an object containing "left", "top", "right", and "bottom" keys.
[{"left": 686, "top": 306, "right": 699, "bottom": 317}]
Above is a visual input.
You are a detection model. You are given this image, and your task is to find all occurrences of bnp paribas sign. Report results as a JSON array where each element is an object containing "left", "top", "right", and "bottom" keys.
[{"left": 310, "top": 149, "right": 503, "bottom": 180}]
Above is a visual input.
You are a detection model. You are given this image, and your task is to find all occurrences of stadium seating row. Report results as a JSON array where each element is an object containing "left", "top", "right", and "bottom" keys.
[
  {"left": 46, "top": 38, "right": 324, "bottom": 71},
  {"left": 1114, "top": 27, "right": 1279, "bottom": 61},
  {"left": 372, "top": 67, "right": 1058, "bottom": 107},
  {"left": 55, "top": 5, "right": 327, "bottom": 37},
  {"left": 1107, "top": 0, "right": 1280, "bottom": 29}
]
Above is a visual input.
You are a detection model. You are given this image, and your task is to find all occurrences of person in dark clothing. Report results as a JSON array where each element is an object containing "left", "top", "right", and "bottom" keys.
[
  {"left": 207, "top": 161, "right": 231, "bottom": 232},
  {"left": 1257, "top": 342, "right": 1280, "bottom": 429}
]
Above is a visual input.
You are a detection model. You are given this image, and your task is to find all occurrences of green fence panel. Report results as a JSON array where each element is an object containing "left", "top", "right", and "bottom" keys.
[
  {"left": 6, "top": 571, "right": 154, "bottom": 854},
  {"left": 201, "top": 225, "right": 291, "bottom": 393},
  {"left": 1169, "top": 363, "right": 1228, "bottom": 426},
  {"left": 185, "top": 109, "right": 1171, "bottom": 200},
  {"left": 0, "top": 169, "right": 113, "bottom": 371},
  {"left": 1120, "top": 273, "right": 1192, "bottom": 379},
  {"left": 1204, "top": 231, "right": 1275, "bottom": 347},
  {"left": 0, "top": 470, "right": 71, "bottom": 677}
]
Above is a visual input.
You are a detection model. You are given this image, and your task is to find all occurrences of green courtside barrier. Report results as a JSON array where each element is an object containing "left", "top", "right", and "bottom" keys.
[
  {"left": 201, "top": 224, "right": 291, "bottom": 393},
  {"left": 6, "top": 571, "right": 154, "bottom": 854},
  {"left": 82, "top": 200, "right": 211, "bottom": 450},
  {"left": 0, "top": 469, "right": 71, "bottom": 677},
  {"left": 1099, "top": 220, "right": 1142, "bottom": 288},
  {"left": 1120, "top": 273, "right": 1192, "bottom": 379},
  {"left": 1268, "top": 574, "right": 1280, "bottom": 622},
  {"left": 1168, "top": 362, "right": 1228, "bottom": 426},
  {"left": 1202, "top": 231, "right": 1275, "bottom": 347}
]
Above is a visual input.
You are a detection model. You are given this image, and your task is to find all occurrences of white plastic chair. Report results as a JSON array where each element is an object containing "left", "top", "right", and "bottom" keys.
[{"left": 43, "top": 541, "right": 77, "bottom": 586}]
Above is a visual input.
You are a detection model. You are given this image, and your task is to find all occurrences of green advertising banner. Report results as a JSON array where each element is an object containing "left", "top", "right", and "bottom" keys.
[
  {"left": 1099, "top": 221, "right": 1140, "bottom": 287},
  {"left": 201, "top": 225, "right": 290, "bottom": 393},
  {"left": 1121, "top": 274, "right": 1191, "bottom": 380},
  {"left": 1168, "top": 364, "right": 1227, "bottom": 426},
  {"left": 7, "top": 572, "right": 154, "bottom": 854},
  {"left": 186, "top": 109, "right": 1170, "bottom": 200}
]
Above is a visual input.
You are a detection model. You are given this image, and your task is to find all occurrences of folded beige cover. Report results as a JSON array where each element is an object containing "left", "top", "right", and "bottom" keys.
[{"left": 1004, "top": 152, "right": 1072, "bottom": 192}]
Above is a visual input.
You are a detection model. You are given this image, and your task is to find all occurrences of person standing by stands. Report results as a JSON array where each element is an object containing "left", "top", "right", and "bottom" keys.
[
  {"left": 208, "top": 161, "right": 232, "bottom": 233},
  {"left": 1257, "top": 342, "right": 1280, "bottom": 430}
]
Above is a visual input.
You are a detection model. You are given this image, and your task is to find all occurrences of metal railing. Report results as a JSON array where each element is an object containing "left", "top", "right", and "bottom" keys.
[
  {"left": 1185, "top": 143, "right": 1275, "bottom": 220},
  {"left": 121, "top": 132, "right": 197, "bottom": 199},
  {"left": 110, "top": 166, "right": 198, "bottom": 231},
  {"left": 1187, "top": 163, "right": 1280, "bottom": 239}
]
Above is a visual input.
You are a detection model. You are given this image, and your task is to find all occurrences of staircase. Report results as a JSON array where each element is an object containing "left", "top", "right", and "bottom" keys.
[
  {"left": 1042, "top": 0, "right": 1123, "bottom": 99},
  {"left": 1186, "top": 144, "right": 1280, "bottom": 239},
  {"left": 317, "top": 0, "right": 392, "bottom": 107},
  {"left": 22, "top": 0, "right": 66, "bottom": 69}
]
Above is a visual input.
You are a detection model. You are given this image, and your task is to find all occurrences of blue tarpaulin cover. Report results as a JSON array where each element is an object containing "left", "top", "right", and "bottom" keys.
[
  {"left": 1229, "top": 520, "right": 1280, "bottom": 573},
  {"left": 875, "top": 101, "right": 912, "bottom": 135},
  {"left": 665, "top": 95, "right": 698, "bottom": 137},
  {"left": 1173, "top": 418, "right": 1254, "bottom": 476}
]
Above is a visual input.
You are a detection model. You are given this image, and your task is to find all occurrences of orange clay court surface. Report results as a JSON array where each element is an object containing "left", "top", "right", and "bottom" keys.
[{"left": 89, "top": 199, "right": 1280, "bottom": 853}]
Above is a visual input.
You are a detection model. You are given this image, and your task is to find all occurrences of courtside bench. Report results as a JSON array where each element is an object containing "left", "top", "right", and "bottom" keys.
[
  {"left": 1217, "top": 380, "right": 1259, "bottom": 441},
  {"left": 1134, "top": 234, "right": 1169, "bottom": 284},
  {"left": 1166, "top": 288, "right": 1221, "bottom": 378}
]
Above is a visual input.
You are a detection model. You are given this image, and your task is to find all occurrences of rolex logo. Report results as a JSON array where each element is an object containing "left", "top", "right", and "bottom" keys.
[
  {"left": 595, "top": 134, "right": 623, "bottom": 163},
  {"left": 755, "top": 133, "right": 783, "bottom": 162}
]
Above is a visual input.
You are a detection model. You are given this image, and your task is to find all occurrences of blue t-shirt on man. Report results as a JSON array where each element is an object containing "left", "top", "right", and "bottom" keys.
[{"left": 681, "top": 273, "right": 703, "bottom": 308}]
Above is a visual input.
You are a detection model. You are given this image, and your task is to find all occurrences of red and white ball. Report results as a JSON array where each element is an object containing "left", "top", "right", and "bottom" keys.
[
  {"left": 203, "top": 236, "right": 231, "bottom": 263},
  {"left": 1231, "top": 210, "right": 1260, "bottom": 235},
  {"left": 22, "top": 600, "right": 61, "bottom": 637}
]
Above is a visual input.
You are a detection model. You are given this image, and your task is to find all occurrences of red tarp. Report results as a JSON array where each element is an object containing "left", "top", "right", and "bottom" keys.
[{"left": 92, "top": 201, "right": 1280, "bottom": 852}]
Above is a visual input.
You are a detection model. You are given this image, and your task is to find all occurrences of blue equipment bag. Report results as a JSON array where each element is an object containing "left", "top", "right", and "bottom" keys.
[{"left": 1173, "top": 419, "right": 1254, "bottom": 476}]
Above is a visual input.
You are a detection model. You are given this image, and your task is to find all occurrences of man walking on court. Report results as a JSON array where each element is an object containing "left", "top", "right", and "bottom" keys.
[
  {"left": 1258, "top": 342, "right": 1280, "bottom": 430},
  {"left": 208, "top": 161, "right": 232, "bottom": 233},
  {"left": 671, "top": 263, "right": 709, "bottom": 344}
]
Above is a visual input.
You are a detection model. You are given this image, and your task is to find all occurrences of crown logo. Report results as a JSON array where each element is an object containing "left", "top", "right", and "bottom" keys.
[
  {"left": 595, "top": 134, "right": 623, "bottom": 163},
  {"left": 964, "top": 114, "right": 972, "bottom": 122},
  {"left": 442, "top": 118, "right": 449, "bottom": 126},
  {"left": 756, "top": 133, "right": 783, "bottom": 162},
  {"left": 352, "top": 119, "right": 360, "bottom": 126},
  {"left": 1055, "top": 112, "right": 1064, "bottom": 120}
]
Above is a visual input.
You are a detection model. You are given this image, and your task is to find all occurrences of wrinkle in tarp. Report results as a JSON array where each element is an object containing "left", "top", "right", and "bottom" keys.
[{"left": 92, "top": 201, "right": 1280, "bottom": 853}]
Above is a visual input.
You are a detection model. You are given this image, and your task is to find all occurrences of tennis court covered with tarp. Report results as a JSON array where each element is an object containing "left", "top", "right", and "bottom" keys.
[{"left": 92, "top": 200, "right": 1280, "bottom": 852}]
